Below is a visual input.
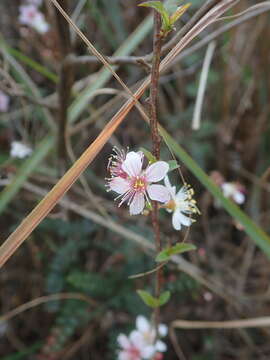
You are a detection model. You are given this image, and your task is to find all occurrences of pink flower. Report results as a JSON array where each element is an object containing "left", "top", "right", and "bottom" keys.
[
  {"left": 108, "top": 151, "right": 170, "bottom": 215},
  {"left": 19, "top": 5, "right": 49, "bottom": 34},
  {"left": 0, "top": 91, "right": 9, "bottom": 112}
]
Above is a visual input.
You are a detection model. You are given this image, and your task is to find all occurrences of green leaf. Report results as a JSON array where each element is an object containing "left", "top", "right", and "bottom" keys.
[
  {"left": 6, "top": 46, "right": 58, "bottom": 83},
  {"left": 137, "top": 290, "right": 170, "bottom": 307},
  {"left": 169, "top": 3, "right": 191, "bottom": 25},
  {"left": 168, "top": 159, "right": 179, "bottom": 172},
  {"left": 139, "top": 1, "right": 166, "bottom": 14},
  {"left": 139, "top": 1, "right": 171, "bottom": 30},
  {"left": 159, "top": 290, "right": 171, "bottom": 306},
  {"left": 137, "top": 290, "right": 159, "bottom": 308},
  {"left": 159, "top": 125, "right": 270, "bottom": 260},
  {"left": 156, "top": 243, "right": 197, "bottom": 262},
  {"left": 139, "top": 147, "right": 157, "bottom": 163}
]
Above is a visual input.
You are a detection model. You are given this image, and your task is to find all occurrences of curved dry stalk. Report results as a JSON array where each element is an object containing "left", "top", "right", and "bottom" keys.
[
  {"left": 0, "top": 293, "right": 96, "bottom": 324},
  {"left": 172, "top": 317, "right": 270, "bottom": 329},
  {"left": 0, "top": 0, "right": 239, "bottom": 268}
]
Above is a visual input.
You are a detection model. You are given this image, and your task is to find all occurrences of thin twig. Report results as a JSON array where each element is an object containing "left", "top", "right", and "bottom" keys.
[{"left": 65, "top": 54, "right": 150, "bottom": 67}]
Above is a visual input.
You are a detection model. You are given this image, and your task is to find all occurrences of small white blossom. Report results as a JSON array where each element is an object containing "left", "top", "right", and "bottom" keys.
[
  {"left": 164, "top": 176, "right": 199, "bottom": 231},
  {"left": 130, "top": 316, "right": 167, "bottom": 357},
  {"left": 0, "top": 91, "right": 9, "bottom": 112},
  {"left": 10, "top": 141, "right": 32, "bottom": 159},
  {"left": 221, "top": 182, "right": 245, "bottom": 204},
  {"left": 117, "top": 316, "right": 167, "bottom": 360},
  {"left": 117, "top": 333, "right": 146, "bottom": 360},
  {"left": 203, "top": 292, "right": 213, "bottom": 302},
  {"left": 19, "top": 5, "right": 49, "bottom": 34}
]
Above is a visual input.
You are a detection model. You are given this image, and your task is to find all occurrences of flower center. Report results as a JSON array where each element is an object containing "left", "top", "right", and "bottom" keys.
[
  {"left": 28, "top": 10, "right": 36, "bottom": 19},
  {"left": 132, "top": 176, "right": 147, "bottom": 192},
  {"left": 128, "top": 345, "right": 141, "bottom": 359},
  {"left": 165, "top": 199, "right": 176, "bottom": 211}
]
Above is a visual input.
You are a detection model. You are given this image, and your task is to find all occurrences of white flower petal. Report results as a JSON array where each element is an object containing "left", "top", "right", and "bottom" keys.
[
  {"left": 122, "top": 152, "right": 143, "bottom": 177},
  {"left": 109, "top": 177, "right": 130, "bottom": 194},
  {"left": 136, "top": 315, "right": 150, "bottom": 333},
  {"left": 221, "top": 183, "right": 234, "bottom": 198},
  {"left": 137, "top": 150, "right": 144, "bottom": 159},
  {"left": 178, "top": 212, "right": 192, "bottom": 227},
  {"left": 158, "top": 324, "right": 168, "bottom": 337},
  {"left": 176, "top": 186, "right": 188, "bottom": 201},
  {"left": 172, "top": 210, "right": 182, "bottom": 230},
  {"left": 155, "top": 340, "right": 167, "bottom": 352},
  {"left": 129, "top": 193, "right": 145, "bottom": 215},
  {"left": 141, "top": 345, "right": 156, "bottom": 359},
  {"left": 117, "top": 334, "right": 130, "bottom": 349},
  {"left": 118, "top": 350, "right": 130, "bottom": 360},
  {"left": 10, "top": 141, "right": 32, "bottom": 159},
  {"left": 145, "top": 161, "right": 169, "bottom": 182},
  {"left": 130, "top": 330, "right": 145, "bottom": 349},
  {"left": 33, "top": 15, "right": 49, "bottom": 33},
  {"left": 164, "top": 176, "right": 176, "bottom": 198},
  {"left": 147, "top": 185, "right": 170, "bottom": 203},
  {"left": 234, "top": 192, "right": 245, "bottom": 204}
]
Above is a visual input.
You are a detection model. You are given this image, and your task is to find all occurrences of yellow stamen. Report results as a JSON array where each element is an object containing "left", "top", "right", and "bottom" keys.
[{"left": 165, "top": 199, "right": 176, "bottom": 211}]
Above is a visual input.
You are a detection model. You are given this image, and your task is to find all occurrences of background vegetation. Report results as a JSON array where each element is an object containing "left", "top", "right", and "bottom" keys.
[{"left": 0, "top": 0, "right": 270, "bottom": 359}]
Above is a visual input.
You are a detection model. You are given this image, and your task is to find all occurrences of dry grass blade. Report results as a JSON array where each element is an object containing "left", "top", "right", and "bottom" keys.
[
  {"left": 0, "top": 0, "right": 239, "bottom": 268},
  {"left": 217, "top": 1, "right": 270, "bottom": 21},
  {"left": 192, "top": 41, "right": 216, "bottom": 130},
  {"left": 160, "top": 0, "right": 238, "bottom": 71},
  {"left": 172, "top": 317, "right": 270, "bottom": 329}
]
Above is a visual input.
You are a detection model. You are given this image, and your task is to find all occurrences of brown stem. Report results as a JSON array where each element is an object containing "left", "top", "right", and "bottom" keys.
[
  {"left": 149, "top": 12, "right": 162, "bottom": 160},
  {"left": 149, "top": 9, "right": 163, "bottom": 342},
  {"left": 54, "top": 0, "right": 74, "bottom": 172}
]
